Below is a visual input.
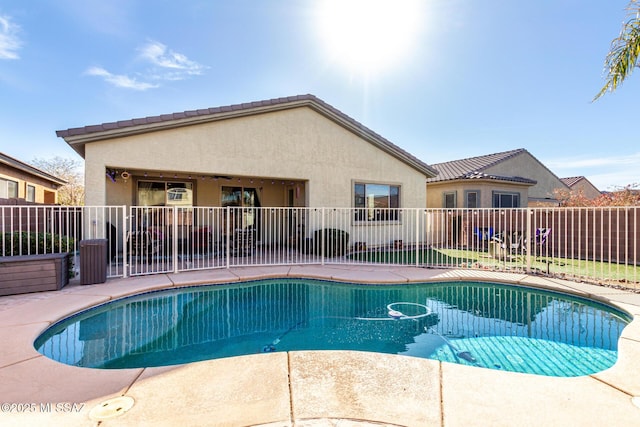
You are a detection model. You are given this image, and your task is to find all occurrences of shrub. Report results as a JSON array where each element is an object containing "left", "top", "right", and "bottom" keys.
[
  {"left": 1, "top": 232, "right": 76, "bottom": 278},
  {"left": 1, "top": 231, "right": 75, "bottom": 256},
  {"left": 313, "top": 228, "right": 350, "bottom": 257}
]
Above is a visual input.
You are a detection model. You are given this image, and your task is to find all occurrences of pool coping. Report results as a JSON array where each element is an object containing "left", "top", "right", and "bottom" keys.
[{"left": 0, "top": 265, "right": 639, "bottom": 426}]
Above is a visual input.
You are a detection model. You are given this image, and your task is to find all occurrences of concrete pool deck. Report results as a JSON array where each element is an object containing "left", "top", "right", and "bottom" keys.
[{"left": 0, "top": 265, "right": 639, "bottom": 426}]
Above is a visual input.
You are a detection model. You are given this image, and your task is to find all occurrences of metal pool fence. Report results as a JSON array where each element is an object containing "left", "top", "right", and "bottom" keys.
[{"left": 1, "top": 205, "right": 638, "bottom": 288}]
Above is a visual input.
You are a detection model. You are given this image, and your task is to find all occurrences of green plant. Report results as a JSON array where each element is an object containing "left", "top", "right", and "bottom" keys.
[
  {"left": 313, "top": 228, "right": 350, "bottom": 257},
  {"left": 1, "top": 231, "right": 75, "bottom": 256},
  {"left": 2, "top": 232, "right": 76, "bottom": 278}
]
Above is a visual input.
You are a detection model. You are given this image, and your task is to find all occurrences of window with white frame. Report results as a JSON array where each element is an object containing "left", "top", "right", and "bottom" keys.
[
  {"left": 354, "top": 182, "right": 400, "bottom": 221},
  {"left": 0, "top": 178, "right": 18, "bottom": 199},
  {"left": 492, "top": 191, "right": 520, "bottom": 208},
  {"left": 465, "top": 190, "right": 479, "bottom": 208},
  {"left": 26, "top": 185, "right": 36, "bottom": 202},
  {"left": 443, "top": 192, "right": 456, "bottom": 209}
]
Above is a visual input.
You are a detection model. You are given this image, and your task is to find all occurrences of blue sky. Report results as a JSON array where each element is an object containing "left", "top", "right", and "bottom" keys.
[{"left": 0, "top": 0, "right": 638, "bottom": 191}]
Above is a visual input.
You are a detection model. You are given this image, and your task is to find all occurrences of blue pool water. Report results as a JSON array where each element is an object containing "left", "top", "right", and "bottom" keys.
[{"left": 34, "top": 278, "right": 631, "bottom": 376}]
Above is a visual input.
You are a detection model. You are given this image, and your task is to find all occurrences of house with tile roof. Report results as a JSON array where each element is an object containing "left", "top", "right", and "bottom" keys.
[
  {"left": 56, "top": 95, "right": 437, "bottom": 210},
  {"left": 560, "top": 176, "right": 601, "bottom": 200},
  {"left": 0, "top": 152, "right": 66, "bottom": 204},
  {"left": 426, "top": 148, "right": 569, "bottom": 208}
]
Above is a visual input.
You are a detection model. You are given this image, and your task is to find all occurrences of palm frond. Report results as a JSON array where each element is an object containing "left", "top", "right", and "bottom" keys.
[{"left": 594, "top": 0, "right": 640, "bottom": 100}]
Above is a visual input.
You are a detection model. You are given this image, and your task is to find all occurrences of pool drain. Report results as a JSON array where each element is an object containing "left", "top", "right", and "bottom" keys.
[{"left": 89, "top": 396, "right": 135, "bottom": 421}]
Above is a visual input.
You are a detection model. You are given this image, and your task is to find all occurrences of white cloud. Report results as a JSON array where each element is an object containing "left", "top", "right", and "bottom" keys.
[
  {"left": 0, "top": 14, "right": 23, "bottom": 60},
  {"left": 545, "top": 152, "right": 640, "bottom": 191},
  {"left": 85, "top": 66, "right": 158, "bottom": 91},
  {"left": 138, "top": 41, "right": 205, "bottom": 76},
  {"left": 546, "top": 152, "right": 640, "bottom": 170},
  {"left": 589, "top": 170, "right": 640, "bottom": 192},
  {"left": 86, "top": 41, "right": 206, "bottom": 90}
]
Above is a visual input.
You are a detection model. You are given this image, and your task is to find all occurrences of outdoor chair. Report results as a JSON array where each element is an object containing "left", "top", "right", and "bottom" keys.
[
  {"left": 473, "top": 227, "right": 494, "bottom": 250},
  {"left": 529, "top": 228, "right": 552, "bottom": 257},
  {"left": 232, "top": 228, "right": 256, "bottom": 256},
  {"left": 490, "top": 231, "right": 524, "bottom": 260},
  {"left": 127, "top": 230, "right": 162, "bottom": 261}
]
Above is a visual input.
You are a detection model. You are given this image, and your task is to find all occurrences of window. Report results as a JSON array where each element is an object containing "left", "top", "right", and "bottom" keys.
[
  {"left": 443, "top": 192, "right": 456, "bottom": 209},
  {"left": 26, "top": 185, "right": 36, "bottom": 202},
  {"left": 222, "top": 186, "right": 261, "bottom": 229},
  {"left": 492, "top": 191, "right": 520, "bottom": 208},
  {"left": 138, "top": 181, "right": 193, "bottom": 206},
  {"left": 221, "top": 187, "right": 260, "bottom": 208},
  {"left": 465, "top": 190, "right": 479, "bottom": 208},
  {"left": 354, "top": 182, "right": 400, "bottom": 221},
  {"left": 0, "top": 178, "right": 18, "bottom": 199}
]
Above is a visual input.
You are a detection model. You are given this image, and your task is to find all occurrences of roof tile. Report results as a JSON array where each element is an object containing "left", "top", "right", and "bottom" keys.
[
  {"left": 55, "top": 94, "right": 437, "bottom": 177},
  {"left": 427, "top": 149, "right": 527, "bottom": 183}
]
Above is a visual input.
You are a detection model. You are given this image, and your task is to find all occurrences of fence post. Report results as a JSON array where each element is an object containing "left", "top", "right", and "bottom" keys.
[
  {"left": 526, "top": 209, "right": 533, "bottom": 272},
  {"left": 173, "top": 207, "right": 179, "bottom": 274},
  {"left": 321, "top": 208, "right": 325, "bottom": 266},
  {"left": 122, "top": 205, "right": 128, "bottom": 278},
  {"left": 415, "top": 209, "right": 420, "bottom": 267},
  {"left": 226, "top": 206, "right": 230, "bottom": 269}
]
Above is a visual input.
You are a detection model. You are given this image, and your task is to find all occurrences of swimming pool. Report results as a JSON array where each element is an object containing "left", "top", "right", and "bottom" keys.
[{"left": 35, "top": 278, "right": 631, "bottom": 377}]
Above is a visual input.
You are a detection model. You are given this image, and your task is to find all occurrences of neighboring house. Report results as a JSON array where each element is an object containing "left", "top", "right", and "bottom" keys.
[
  {"left": 426, "top": 148, "right": 569, "bottom": 208},
  {"left": 0, "top": 152, "right": 66, "bottom": 204},
  {"left": 560, "top": 176, "right": 601, "bottom": 200},
  {"left": 56, "top": 94, "right": 437, "bottom": 210}
]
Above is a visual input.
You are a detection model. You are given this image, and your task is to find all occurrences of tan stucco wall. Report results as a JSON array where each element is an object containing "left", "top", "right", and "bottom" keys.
[
  {"left": 0, "top": 166, "right": 58, "bottom": 204},
  {"left": 483, "top": 152, "right": 567, "bottom": 203},
  {"left": 85, "top": 107, "right": 427, "bottom": 208},
  {"left": 426, "top": 181, "right": 529, "bottom": 208}
]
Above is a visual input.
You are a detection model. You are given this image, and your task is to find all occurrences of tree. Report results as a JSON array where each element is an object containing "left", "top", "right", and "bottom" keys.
[
  {"left": 31, "top": 156, "right": 85, "bottom": 205},
  {"left": 595, "top": 0, "right": 640, "bottom": 100},
  {"left": 554, "top": 184, "right": 640, "bottom": 207}
]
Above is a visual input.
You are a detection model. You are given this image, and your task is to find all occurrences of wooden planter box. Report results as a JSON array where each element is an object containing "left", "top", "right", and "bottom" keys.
[{"left": 0, "top": 253, "right": 69, "bottom": 296}]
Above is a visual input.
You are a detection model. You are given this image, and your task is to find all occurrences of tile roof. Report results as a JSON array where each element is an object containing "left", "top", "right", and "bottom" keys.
[
  {"left": 56, "top": 96, "right": 316, "bottom": 139},
  {"left": 426, "top": 148, "right": 536, "bottom": 185},
  {"left": 56, "top": 94, "right": 437, "bottom": 177},
  {"left": 560, "top": 176, "right": 585, "bottom": 187},
  {"left": 0, "top": 152, "right": 67, "bottom": 186}
]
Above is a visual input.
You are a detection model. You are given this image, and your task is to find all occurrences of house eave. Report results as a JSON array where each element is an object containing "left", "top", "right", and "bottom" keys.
[
  {"left": 0, "top": 153, "right": 67, "bottom": 186},
  {"left": 426, "top": 177, "right": 536, "bottom": 187},
  {"left": 56, "top": 95, "right": 438, "bottom": 178}
]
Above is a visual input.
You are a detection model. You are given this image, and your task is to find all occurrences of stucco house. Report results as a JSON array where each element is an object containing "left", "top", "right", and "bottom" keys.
[
  {"left": 560, "top": 176, "right": 601, "bottom": 200},
  {"left": 56, "top": 94, "right": 436, "bottom": 209},
  {"left": 56, "top": 95, "right": 438, "bottom": 250},
  {"left": 0, "top": 152, "right": 66, "bottom": 204},
  {"left": 426, "top": 148, "right": 569, "bottom": 208}
]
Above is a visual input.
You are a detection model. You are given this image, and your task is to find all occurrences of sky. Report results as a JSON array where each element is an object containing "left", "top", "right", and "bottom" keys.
[{"left": 0, "top": 0, "right": 638, "bottom": 191}]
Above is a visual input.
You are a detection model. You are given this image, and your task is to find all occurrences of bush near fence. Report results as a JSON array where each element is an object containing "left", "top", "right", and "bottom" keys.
[
  {"left": 312, "top": 228, "right": 350, "bottom": 257},
  {"left": 1, "top": 231, "right": 75, "bottom": 278}
]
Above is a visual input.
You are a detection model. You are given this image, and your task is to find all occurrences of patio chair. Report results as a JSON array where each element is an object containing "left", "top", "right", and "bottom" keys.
[
  {"left": 127, "top": 230, "right": 162, "bottom": 261},
  {"left": 232, "top": 227, "right": 256, "bottom": 256},
  {"left": 473, "top": 227, "right": 494, "bottom": 250},
  {"left": 529, "top": 228, "right": 552, "bottom": 257},
  {"left": 490, "top": 231, "right": 524, "bottom": 259}
]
